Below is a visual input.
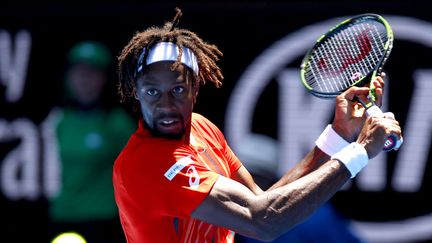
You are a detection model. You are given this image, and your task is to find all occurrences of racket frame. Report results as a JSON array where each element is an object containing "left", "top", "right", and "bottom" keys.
[
  {"left": 299, "top": 13, "right": 402, "bottom": 151},
  {"left": 300, "top": 13, "right": 394, "bottom": 99}
]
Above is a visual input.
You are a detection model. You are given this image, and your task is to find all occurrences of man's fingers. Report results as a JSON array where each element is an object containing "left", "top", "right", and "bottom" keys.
[
  {"left": 341, "top": 86, "right": 370, "bottom": 101},
  {"left": 366, "top": 114, "right": 401, "bottom": 134},
  {"left": 373, "top": 115, "right": 402, "bottom": 139},
  {"left": 375, "top": 75, "right": 385, "bottom": 89},
  {"left": 372, "top": 75, "right": 385, "bottom": 107}
]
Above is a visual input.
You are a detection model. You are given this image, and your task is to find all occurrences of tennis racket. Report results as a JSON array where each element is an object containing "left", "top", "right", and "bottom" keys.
[{"left": 300, "top": 13, "right": 403, "bottom": 152}]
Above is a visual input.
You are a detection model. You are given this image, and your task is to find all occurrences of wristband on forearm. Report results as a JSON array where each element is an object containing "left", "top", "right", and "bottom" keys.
[
  {"left": 315, "top": 124, "right": 349, "bottom": 156},
  {"left": 331, "top": 142, "right": 369, "bottom": 178}
]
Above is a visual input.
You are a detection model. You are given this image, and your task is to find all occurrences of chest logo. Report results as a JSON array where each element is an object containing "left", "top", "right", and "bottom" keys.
[
  {"left": 187, "top": 166, "right": 200, "bottom": 189},
  {"left": 164, "top": 156, "right": 193, "bottom": 181}
]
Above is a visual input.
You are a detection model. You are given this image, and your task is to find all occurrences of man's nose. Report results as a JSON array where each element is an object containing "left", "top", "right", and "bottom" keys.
[{"left": 157, "top": 92, "right": 175, "bottom": 109}]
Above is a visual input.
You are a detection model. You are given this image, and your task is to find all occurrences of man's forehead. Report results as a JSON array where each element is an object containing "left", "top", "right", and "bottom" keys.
[{"left": 138, "top": 62, "right": 190, "bottom": 83}]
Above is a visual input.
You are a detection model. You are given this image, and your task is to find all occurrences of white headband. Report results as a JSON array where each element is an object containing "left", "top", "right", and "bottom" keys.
[{"left": 136, "top": 42, "right": 199, "bottom": 76}]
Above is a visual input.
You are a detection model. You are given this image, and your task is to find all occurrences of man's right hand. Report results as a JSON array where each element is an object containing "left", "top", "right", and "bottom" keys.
[
  {"left": 356, "top": 112, "right": 402, "bottom": 159},
  {"left": 331, "top": 75, "right": 386, "bottom": 143},
  {"left": 332, "top": 86, "right": 370, "bottom": 142}
]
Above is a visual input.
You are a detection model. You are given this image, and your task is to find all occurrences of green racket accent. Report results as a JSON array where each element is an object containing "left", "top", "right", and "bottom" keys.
[{"left": 368, "top": 72, "right": 378, "bottom": 104}]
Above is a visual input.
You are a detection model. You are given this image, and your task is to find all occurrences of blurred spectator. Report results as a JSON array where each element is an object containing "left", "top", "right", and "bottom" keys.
[
  {"left": 47, "top": 41, "right": 136, "bottom": 243},
  {"left": 234, "top": 134, "right": 363, "bottom": 243}
]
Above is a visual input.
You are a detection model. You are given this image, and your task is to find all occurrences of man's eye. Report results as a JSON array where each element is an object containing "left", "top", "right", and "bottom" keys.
[
  {"left": 146, "top": 89, "right": 159, "bottom": 96},
  {"left": 173, "top": 86, "right": 185, "bottom": 94}
]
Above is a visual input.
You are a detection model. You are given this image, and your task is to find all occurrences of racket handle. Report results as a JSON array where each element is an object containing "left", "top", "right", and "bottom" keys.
[{"left": 365, "top": 105, "right": 403, "bottom": 152}]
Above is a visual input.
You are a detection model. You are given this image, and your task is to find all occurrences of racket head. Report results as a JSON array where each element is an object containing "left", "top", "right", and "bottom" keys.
[{"left": 300, "top": 13, "right": 393, "bottom": 98}]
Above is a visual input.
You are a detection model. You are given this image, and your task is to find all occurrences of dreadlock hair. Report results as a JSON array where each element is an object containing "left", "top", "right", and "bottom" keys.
[{"left": 117, "top": 7, "right": 223, "bottom": 112}]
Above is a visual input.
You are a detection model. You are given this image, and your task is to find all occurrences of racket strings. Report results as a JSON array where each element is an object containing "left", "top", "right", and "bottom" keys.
[{"left": 304, "top": 19, "right": 389, "bottom": 94}]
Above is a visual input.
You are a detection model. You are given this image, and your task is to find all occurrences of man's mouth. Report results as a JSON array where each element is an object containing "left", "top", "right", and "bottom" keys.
[
  {"left": 150, "top": 116, "right": 185, "bottom": 138},
  {"left": 160, "top": 119, "right": 176, "bottom": 125},
  {"left": 158, "top": 117, "right": 181, "bottom": 127}
]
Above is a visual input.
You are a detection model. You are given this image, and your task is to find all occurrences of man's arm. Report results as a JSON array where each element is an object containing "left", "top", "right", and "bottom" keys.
[
  {"left": 267, "top": 146, "right": 329, "bottom": 190},
  {"left": 191, "top": 82, "right": 401, "bottom": 241},
  {"left": 231, "top": 146, "right": 329, "bottom": 195},
  {"left": 191, "top": 112, "right": 400, "bottom": 241},
  {"left": 265, "top": 76, "right": 387, "bottom": 191},
  {"left": 192, "top": 158, "right": 350, "bottom": 241}
]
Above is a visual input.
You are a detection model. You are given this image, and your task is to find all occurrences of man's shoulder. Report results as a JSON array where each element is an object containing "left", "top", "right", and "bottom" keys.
[
  {"left": 191, "top": 112, "right": 224, "bottom": 141},
  {"left": 192, "top": 112, "right": 209, "bottom": 122},
  {"left": 192, "top": 112, "right": 218, "bottom": 128}
]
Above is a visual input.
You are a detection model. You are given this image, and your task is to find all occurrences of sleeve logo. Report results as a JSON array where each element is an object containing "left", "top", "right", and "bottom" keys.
[
  {"left": 187, "top": 166, "right": 200, "bottom": 189},
  {"left": 164, "top": 156, "right": 201, "bottom": 189},
  {"left": 164, "top": 156, "right": 193, "bottom": 181}
]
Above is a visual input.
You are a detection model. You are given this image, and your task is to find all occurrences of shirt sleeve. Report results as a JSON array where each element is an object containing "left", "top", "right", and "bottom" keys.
[
  {"left": 221, "top": 139, "right": 243, "bottom": 174},
  {"left": 199, "top": 114, "right": 243, "bottom": 174}
]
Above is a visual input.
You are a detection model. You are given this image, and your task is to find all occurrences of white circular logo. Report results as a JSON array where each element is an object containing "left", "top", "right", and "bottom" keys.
[{"left": 187, "top": 166, "right": 200, "bottom": 189}]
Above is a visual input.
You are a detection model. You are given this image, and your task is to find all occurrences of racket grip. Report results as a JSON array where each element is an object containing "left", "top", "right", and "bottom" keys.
[{"left": 365, "top": 105, "right": 403, "bottom": 152}]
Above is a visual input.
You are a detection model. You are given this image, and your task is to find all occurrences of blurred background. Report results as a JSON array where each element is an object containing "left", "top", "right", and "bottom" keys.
[{"left": 1, "top": 1, "right": 431, "bottom": 242}]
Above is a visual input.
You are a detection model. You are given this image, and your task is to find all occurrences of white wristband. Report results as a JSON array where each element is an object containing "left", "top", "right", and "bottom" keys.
[
  {"left": 315, "top": 125, "right": 349, "bottom": 156},
  {"left": 331, "top": 142, "right": 369, "bottom": 178}
]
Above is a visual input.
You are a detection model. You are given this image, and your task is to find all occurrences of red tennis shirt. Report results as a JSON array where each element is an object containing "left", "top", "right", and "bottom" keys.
[{"left": 113, "top": 113, "right": 243, "bottom": 242}]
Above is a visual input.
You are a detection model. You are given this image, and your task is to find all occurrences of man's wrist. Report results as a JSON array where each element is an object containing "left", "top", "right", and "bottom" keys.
[
  {"left": 315, "top": 124, "right": 350, "bottom": 156},
  {"left": 331, "top": 142, "right": 369, "bottom": 178},
  {"left": 331, "top": 122, "right": 355, "bottom": 142}
]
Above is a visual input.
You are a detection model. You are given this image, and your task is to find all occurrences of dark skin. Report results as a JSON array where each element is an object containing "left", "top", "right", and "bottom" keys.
[
  {"left": 136, "top": 61, "right": 198, "bottom": 141},
  {"left": 135, "top": 62, "right": 401, "bottom": 241}
]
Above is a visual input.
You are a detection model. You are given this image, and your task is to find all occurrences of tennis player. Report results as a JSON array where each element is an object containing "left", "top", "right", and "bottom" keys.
[{"left": 113, "top": 8, "right": 402, "bottom": 243}]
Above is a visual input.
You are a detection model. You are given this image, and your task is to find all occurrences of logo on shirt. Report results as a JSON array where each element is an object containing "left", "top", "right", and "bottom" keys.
[
  {"left": 164, "top": 157, "right": 201, "bottom": 189},
  {"left": 164, "top": 156, "right": 193, "bottom": 181},
  {"left": 187, "top": 166, "right": 200, "bottom": 189}
]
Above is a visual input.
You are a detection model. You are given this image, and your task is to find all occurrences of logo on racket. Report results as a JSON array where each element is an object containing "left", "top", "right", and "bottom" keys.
[
  {"left": 316, "top": 30, "right": 372, "bottom": 78},
  {"left": 383, "top": 135, "right": 395, "bottom": 151},
  {"left": 350, "top": 71, "right": 362, "bottom": 81},
  {"left": 339, "top": 30, "right": 372, "bottom": 72}
]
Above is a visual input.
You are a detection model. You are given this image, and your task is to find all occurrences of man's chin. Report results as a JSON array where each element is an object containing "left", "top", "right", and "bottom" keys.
[
  {"left": 150, "top": 129, "right": 185, "bottom": 140},
  {"left": 143, "top": 120, "right": 186, "bottom": 139},
  {"left": 158, "top": 132, "right": 184, "bottom": 140}
]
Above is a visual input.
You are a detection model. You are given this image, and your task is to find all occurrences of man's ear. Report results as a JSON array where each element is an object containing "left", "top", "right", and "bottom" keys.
[
  {"left": 133, "top": 89, "right": 139, "bottom": 100},
  {"left": 193, "top": 84, "right": 199, "bottom": 104},
  {"left": 189, "top": 71, "right": 200, "bottom": 104}
]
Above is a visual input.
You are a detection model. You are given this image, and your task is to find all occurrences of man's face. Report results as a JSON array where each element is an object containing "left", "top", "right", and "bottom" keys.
[{"left": 136, "top": 61, "right": 197, "bottom": 139}]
